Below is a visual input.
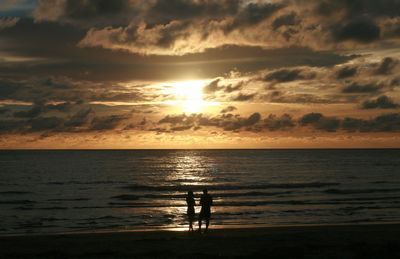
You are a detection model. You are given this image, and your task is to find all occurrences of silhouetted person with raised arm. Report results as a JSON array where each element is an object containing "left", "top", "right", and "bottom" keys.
[
  {"left": 186, "top": 190, "right": 195, "bottom": 231},
  {"left": 198, "top": 189, "right": 212, "bottom": 233}
]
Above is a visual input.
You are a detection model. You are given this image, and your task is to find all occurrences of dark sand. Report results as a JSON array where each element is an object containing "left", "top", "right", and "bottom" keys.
[{"left": 1, "top": 224, "right": 400, "bottom": 258}]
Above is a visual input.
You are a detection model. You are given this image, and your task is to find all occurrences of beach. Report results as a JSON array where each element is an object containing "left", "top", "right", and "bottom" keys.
[{"left": 1, "top": 224, "right": 399, "bottom": 258}]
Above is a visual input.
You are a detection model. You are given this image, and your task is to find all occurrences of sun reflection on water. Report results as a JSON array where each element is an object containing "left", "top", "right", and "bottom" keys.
[
  {"left": 167, "top": 154, "right": 213, "bottom": 185},
  {"left": 161, "top": 153, "right": 215, "bottom": 229}
]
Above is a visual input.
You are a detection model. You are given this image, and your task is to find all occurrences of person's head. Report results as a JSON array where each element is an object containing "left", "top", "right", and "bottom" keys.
[
  {"left": 188, "top": 190, "right": 193, "bottom": 197},
  {"left": 203, "top": 189, "right": 208, "bottom": 194}
]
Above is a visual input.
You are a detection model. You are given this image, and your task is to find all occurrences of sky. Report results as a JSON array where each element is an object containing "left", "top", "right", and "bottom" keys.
[{"left": 0, "top": 0, "right": 400, "bottom": 149}]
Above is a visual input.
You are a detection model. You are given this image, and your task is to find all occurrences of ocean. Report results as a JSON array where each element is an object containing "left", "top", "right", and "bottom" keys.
[{"left": 1, "top": 149, "right": 400, "bottom": 235}]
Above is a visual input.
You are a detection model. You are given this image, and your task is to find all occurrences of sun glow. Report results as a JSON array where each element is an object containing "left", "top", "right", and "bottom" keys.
[{"left": 164, "top": 80, "right": 218, "bottom": 113}]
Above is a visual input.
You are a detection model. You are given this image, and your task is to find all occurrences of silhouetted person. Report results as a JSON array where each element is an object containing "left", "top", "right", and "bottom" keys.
[
  {"left": 198, "top": 189, "right": 212, "bottom": 233},
  {"left": 186, "top": 190, "right": 195, "bottom": 231}
]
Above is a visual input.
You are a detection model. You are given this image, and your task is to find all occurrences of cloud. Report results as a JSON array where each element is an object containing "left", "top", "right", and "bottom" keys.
[
  {"left": 90, "top": 114, "right": 130, "bottom": 131},
  {"left": 314, "top": 0, "right": 400, "bottom": 18},
  {"left": 202, "top": 78, "right": 222, "bottom": 94},
  {"left": 231, "top": 93, "right": 256, "bottom": 102},
  {"left": 13, "top": 106, "right": 42, "bottom": 118},
  {"left": 361, "top": 95, "right": 400, "bottom": 109},
  {"left": 342, "top": 82, "right": 382, "bottom": 93},
  {"left": 64, "top": 108, "right": 94, "bottom": 127},
  {"left": 223, "top": 81, "right": 243, "bottom": 93},
  {"left": 13, "top": 101, "right": 72, "bottom": 118},
  {"left": 26, "top": 0, "right": 400, "bottom": 56},
  {"left": 332, "top": 19, "right": 380, "bottom": 43},
  {"left": 299, "top": 113, "right": 323, "bottom": 125},
  {"left": 262, "top": 69, "right": 315, "bottom": 83},
  {"left": 337, "top": 66, "right": 357, "bottom": 79},
  {"left": 272, "top": 12, "right": 297, "bottom": 30},
  {"left": 374, "top": 57, "right": 398, "bottom": 75},
  {"left": 220, "top": 106, "right": 237, "bottom": 113},
  {"left": 299, "top": 113, "right": 340, "bottom": 132},
  {"left": 263, "top": 114, "right": 295, "bottom": 131},
  {"left": 33, "top": 0, "right": 132, "bottom": 26},
  {"left": 0, "top": 108, "right": 10, "bottom": 115},
  {"left": 222, "top": 2, "right": 283, "bottom": 33},
  {"left": 0, "top": 17, "right": 19, "bottom": 30}
]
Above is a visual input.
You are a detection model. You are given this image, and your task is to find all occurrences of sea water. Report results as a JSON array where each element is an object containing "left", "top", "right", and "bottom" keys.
[{"left": 1, "top": 149, "right": 400, "bottom": 235}]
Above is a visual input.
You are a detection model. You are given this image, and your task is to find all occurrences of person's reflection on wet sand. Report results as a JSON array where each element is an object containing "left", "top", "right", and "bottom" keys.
[
  {"left": 198, "top": 189, "right": 212, "bottom": 233},
  {"left": 186, "top": 190, "right": 195, "bottom": 231}
]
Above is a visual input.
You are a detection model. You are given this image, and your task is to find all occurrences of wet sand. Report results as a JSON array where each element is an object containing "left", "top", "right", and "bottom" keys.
[{"left": 1, "top": 224, "right": 399, "bottom": 258}]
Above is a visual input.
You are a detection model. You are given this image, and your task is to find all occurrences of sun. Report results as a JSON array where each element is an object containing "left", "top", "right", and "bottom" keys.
[{"left": 164, "top": 80, "right": 217, "bottom": 113}]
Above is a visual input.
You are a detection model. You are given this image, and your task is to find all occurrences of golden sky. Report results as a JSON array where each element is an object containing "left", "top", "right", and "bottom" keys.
[{"left": 0, "top": 0, "right": 400, "bottom": 148}]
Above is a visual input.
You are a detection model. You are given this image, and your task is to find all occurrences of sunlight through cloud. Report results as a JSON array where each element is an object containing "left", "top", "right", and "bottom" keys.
[{"left": 162, "top": 80, "right": 219, "bottom": 113}]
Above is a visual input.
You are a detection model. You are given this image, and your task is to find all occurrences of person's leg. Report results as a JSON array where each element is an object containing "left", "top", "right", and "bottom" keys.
[
  {"left": 189, "top": 219, "right": 193, "bottom": 231},
  {"left": 198, "top": 219, "right": 202, "bottom": 232},
  {"left": 205, "top": 219, "right": 209, "bottom": 232}
]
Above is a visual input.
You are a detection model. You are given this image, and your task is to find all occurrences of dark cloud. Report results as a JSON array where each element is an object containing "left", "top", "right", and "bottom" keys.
[
  {"left": 0, "top": 16, "right": 358, "bottom": 81},
  {"left": 231, "top": 93, "right": 255, "bottom": 102},
  {"left": 29, "top": 117, "right": 64, "bottom": 132},
  {"left": 299, "top": 112, "right": 340, "bottom": 132},
  {"left": 202, "top": 79, "right": 221, "bottom": 94},
  {"left": 0, "top": 119, "right": 25, "bottom": 134},
  {"left": 374, "top": 57, "right": 398, "bottom": 75},
  {"left": 149, "top": 0, "right": 239, "bottom": 25},
  {"left": 342, "top": 82, "right": 382, "bottom": 93},
  {"left": 170, "top": 125, "right": 193, "bottom": 131},
  {"left": 159, "top": 114, "right": 188, "bottom": 125},
  {"left": 0, "top": 16, "right": 19, "bottom": 30},
  {"left": 64, "top": 0, "right": 129, "bottom": 19},
  {"left": 272, "top": 12, "right": 297, "bottom": 30},
  {"left": 360, "top": 113, "right": 400, "bottom": 132},
  {"left": 332, "top": 19, "right": 380, "bottom": 43},
  {"left": 341, "top": 117, "right": 363, "bottom": 132},
  {"left": 223, "top": 81, "right": 243, "bottom": 93},
  {"left": 265, "top": 91, "right": 333, "bottom": 104},
  {"left": 361, "top": 95, "right": 400, "bottom": 109},
  {"left": 0, "top": 79, "right": 24, "bottom": 100},
  {"left": 299, "top": 111, "right": 400, "bottom": 133},
  {"left": 13, "top": 106, "right": 42, "bottom": 118},
  {"left": 342, "top": 113, "right": 400, "bottom": 132},
  {"left": 391, "top": 78, "right": 400, "bottom": 87},
  {"left": 223, "top": 2, "right": 283, "bottom": 33},
  {"left": 90, "top": 114, "right": 129, "bottom": 131},
  {"left": 245, "top": 112, "right": 261, "bottom": 126},
  {"left": 220, "top": 106, "right": 237, "bottom": 113},
  {"left": 13, "top": 102, "right": 72, "bottom": 118},
  {"left": 33, "top": 0, "right": 133, "bottom": 26},
  {"left": 314, "top": 0, "right": 400, "bottom": 18},
  {"left": 299, "top": 113, "right": 323, "bottom": 125},
  {"left": 0, "top": 108, "right": 9, "bottom": 115},
  {"left": 65, "top": 108, "right": 94, "bottom": 127},
  {"left": 156, "top": 112, "right": 261, "bottom": 132},
  {"left": 337, "top": 66, "right": 357, "bottom": 79},
  {"left": 203, "top": 79, "right": 243, "bottom": 96},
  {"left": 263, "top": 114, "right": 295, "bottom": 131},
  {"left": 262, "top": 69, "right": 315, "bottom": 83}
]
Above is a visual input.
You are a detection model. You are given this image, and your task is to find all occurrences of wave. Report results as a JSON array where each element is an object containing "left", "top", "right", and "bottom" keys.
[
  {"left": 47, "top": 180, "right": 124, "bottom": 185},
  {"left": 324, "top": 188, "right": 400, "bottom": 195},
  {"left": 111, "top": 191, "right": 292, "bottom": 201},
  {"left": 329, "top": 196, "right": 400, "bottom": 202},
  {"left": 0, "top": 200, "right": 35, "bottom": 205},
  {"left": 0, "top": 191, "right": 32, "bottom": 195},
  {"left": 122, "top": 182, "right": 339, "bottom": 192},
  {"left": 37, "top": 207, "right": 68, "bottom": 210},
  {"left": 47, "top": 198, "right": 89, "bottom": 202}
]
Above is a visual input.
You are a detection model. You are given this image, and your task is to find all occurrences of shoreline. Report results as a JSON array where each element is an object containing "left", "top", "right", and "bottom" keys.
[
  {"left": 2, "top": 221, "right": 400, "bottom": 238},
  {"left": 1, "top": 223, "right": 400, "bottom": 258}
]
